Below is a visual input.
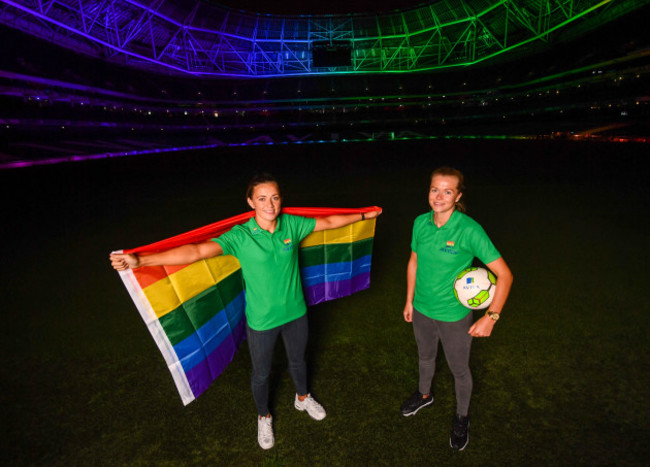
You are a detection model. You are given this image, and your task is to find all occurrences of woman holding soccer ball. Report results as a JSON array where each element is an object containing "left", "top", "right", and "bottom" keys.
[{"left": 400, "top": 166, "right": 513, "bottom": 451}]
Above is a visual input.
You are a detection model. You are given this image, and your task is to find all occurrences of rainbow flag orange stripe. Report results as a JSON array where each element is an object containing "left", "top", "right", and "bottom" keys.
[{"left": 115, "top": 207, "right": 380, "bottom": 405}]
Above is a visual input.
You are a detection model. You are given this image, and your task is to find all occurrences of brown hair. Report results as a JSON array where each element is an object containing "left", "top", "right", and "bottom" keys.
[
  {"left": 246, "top": 173, "right": 279, "bottom": 199},
  {"left": 431, "top": 166, "right": 466, "bottom": 212}
]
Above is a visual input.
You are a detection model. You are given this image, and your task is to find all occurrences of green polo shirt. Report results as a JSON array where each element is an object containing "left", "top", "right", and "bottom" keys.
[
  {"left": 213, "top": 214, "right": 316, "bottom": 331},
  {"left": 411, "top": 210, "right": 501, "bottom": 322}
]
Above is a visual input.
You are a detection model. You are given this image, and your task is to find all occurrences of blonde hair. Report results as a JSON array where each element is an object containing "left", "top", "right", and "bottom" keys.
[{"left": 431, "top": 166, "right": 466, "bottom": 212}]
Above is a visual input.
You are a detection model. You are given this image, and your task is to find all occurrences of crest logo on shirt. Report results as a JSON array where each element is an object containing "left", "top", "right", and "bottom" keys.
[
  {"left": 283, "top": 238, "right": 294, "bottom": 251},
  {"left": 440, "top": 240, "right": 458, "bottom": 255}
]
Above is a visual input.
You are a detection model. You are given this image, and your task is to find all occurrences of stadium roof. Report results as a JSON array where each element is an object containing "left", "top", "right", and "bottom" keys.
[{"left": 0, "top": 0, "right": 643, "bottom": 77}]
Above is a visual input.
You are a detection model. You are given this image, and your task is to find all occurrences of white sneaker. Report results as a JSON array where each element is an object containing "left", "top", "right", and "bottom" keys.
[
  {"left": 294, "top": 393, "right": 327, "bottom": 421},
  {"left": 257, "top": 415, "right": 274, "bottom": 450}
]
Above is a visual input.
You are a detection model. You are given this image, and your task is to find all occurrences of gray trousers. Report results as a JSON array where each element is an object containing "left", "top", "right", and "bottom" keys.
[{"left": 413, "top": 309, "right": 473, "bottom": 417}]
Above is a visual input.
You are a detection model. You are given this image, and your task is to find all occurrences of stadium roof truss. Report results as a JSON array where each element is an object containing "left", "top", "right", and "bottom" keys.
[{"left": 0, "top": 0, "right": 635, "bottom": 77}]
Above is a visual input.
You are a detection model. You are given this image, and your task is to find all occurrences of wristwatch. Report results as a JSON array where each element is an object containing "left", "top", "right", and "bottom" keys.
[{"left": 486, "top": 311, "right": 500, "bottom": 322}]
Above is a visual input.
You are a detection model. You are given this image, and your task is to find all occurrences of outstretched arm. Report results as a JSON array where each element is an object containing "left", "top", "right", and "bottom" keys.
[
  {"left": 468, "top": 257, "right": 513, "bottom": 337},
  {"left": 313, "top": 209, "right": 382, "bottom": 232},
  {"left": 110, "top": 241, "right": 224, "bottom": 271}
]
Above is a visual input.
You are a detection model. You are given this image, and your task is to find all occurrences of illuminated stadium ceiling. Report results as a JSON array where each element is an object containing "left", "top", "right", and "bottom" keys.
[
  {"left": 0, "top": 0, "right": 640, "bottom": 77},
  {"left": 212, "top": 0, "right": 428, "bottom": 15}
]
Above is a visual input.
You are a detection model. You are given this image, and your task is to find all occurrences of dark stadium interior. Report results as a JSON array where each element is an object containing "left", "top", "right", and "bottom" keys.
[
  {"left": 1, "top": 0, "right": 649, "bottom": 465},
  {"left": 1, "top": 1, "right": 649, "bottom": 168}
]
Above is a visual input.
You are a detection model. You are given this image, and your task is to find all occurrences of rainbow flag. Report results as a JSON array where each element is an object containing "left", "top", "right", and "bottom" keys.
[{"left": 115, "top": 206, "right": 380, "bottom": 405}]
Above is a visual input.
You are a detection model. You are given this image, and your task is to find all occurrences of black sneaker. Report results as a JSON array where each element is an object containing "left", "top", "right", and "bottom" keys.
[
  {"left": 449, "top": 414, "right": 470, "bottom": 451},
  {"left": 400, "top": 391, "right": 434, "bottom": 417}
]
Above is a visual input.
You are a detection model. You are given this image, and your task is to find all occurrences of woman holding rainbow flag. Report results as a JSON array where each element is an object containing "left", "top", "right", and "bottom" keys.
[
  {"left": 110, "top": 173, "right": 381, "bottom": 450},
  {"left": 400, "top": 166, "right": 513, "bottom": 451}
]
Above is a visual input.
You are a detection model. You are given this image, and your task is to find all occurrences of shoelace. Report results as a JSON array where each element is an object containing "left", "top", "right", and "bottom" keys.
[
  {"left": 303, "top": 397, "right": 321, "bottom": 411},
  {"left": 260, "top": 418, "right": 273, "bottom": 437}
]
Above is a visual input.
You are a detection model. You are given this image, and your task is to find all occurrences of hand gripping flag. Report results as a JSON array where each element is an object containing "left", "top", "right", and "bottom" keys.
[{"left": 114, "top": 206, "right": 381, "bottom": 405}]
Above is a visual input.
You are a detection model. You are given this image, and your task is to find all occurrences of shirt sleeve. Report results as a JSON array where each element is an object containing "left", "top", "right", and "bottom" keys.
[
  {"left": 302, "top": 216, "right": 317, "bottom": 241},
  {"left": 410, "top": 215, "right": 424, "bottom": 253},
  {"left": 467, "top": 223, "right": 501, "bottom": 265},
  {"left": 212, "top": 229, "right": 237, "bottom": 257},
  {"left": 286, "top": 214, "right": 316, "bottom": 243},
  {"left": 410, "top": 223, "right": 418, "bottom": 253}
]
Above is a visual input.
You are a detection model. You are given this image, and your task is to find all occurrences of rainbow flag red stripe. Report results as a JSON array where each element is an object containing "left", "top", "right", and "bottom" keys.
[{"left": 115, "top": 206, "right": 380, "bottom": 405}]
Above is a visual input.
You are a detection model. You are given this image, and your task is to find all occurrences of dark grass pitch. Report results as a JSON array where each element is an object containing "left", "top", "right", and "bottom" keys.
[{"left": 1, "top": 139, "right": 648, "bottom": 465}]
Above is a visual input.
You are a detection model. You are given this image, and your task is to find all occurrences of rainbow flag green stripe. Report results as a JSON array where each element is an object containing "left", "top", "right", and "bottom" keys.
[
  {"left": 300, "top": 238, "right": 374, "bottom": 267},
  {"left": 158, "top": 270, "right": 243, "bottom": 347},
  {"left": 116, "top": 207, "right": 380, "bottom": 405},
  {"left": 300, "top": 238, "right": 374, "bottom": 305}
]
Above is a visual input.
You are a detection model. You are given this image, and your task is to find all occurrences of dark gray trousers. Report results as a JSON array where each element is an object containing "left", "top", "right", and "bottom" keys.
[
  {"left": 246, "top": 314, "right": 309, "bottom": 416},
  {"left": 413, "top": 309, "right": 473, "bottom": 417}
]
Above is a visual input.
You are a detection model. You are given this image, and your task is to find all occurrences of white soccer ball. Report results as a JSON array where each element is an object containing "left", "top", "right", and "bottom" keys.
[{"left": 453, "top": 267, "right": 497, "bottom": 310}]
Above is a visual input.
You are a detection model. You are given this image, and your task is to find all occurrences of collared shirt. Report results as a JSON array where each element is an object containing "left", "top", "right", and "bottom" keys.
[
  {"left": 213, "top": 214, "right": 317, "bottom": 331},
  {"left": 411, "top": 210, "right": 501, "bottom": 322}
]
